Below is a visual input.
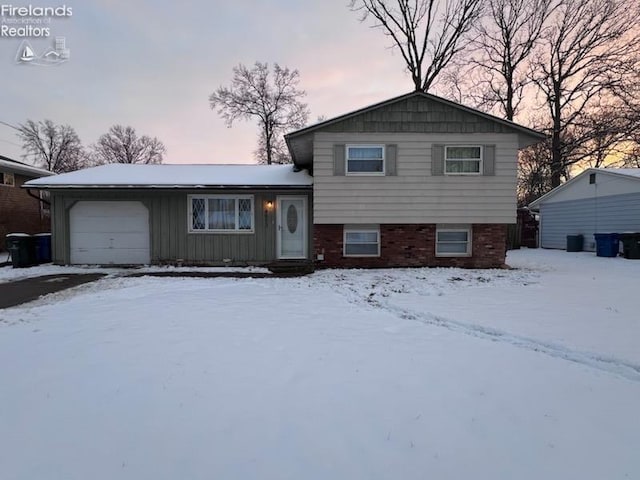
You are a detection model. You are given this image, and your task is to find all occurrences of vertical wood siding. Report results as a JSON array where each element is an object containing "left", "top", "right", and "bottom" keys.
[{"left": 51, "top": 189, "right": 312, "bottom": 265}]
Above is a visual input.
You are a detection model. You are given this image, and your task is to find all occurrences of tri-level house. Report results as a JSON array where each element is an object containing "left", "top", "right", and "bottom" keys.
[
  {"left": 25, "top": 92, "right": 544, "bottom": 267},
  {"left": 286, "top": 91, "right": 544, "bottom": 268}
]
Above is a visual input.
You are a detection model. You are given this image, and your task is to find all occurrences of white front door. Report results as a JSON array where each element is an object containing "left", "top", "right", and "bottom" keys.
[{"left": 277, "top": 196, "right": 307, "bottom": 259}]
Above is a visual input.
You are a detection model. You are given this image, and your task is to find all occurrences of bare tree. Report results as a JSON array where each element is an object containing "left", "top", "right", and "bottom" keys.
[
  {"left": 530, "top": 0, "right": 640, "bottom": 187},
  {"left": 622, "top": 144, "right": 640, "bottom": 168},
  {"left": 17, "top": 119, "right": 87, "bottom": 173},
  {"left": 460, "top": 0, "right": 553, "bottom": 120},
  {"left": 92, "top": 125, "right": 165, "bottom": 165},
  {"left": 349, "top": 0, "right": 484, "bottom": 92},
  {"left": 517, "top": 140, "right": 557, "bottom": 206},
  {"left": 209, "top": 62, "right": 309, "bottom": 165},
  {"left": 253, "top": 131, "right": 291, "bottom": 165},
  {"left": 568, "top": 103, "right": 640, "bottom": 169}
]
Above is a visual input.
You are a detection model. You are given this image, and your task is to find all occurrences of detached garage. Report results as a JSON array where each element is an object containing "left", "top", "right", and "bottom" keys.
[
  {"left": 529, "top": 168, "right": 640, "bottom": 251},
  {"left": 70, "top": 201, "right": 150, "bottom": 265}
]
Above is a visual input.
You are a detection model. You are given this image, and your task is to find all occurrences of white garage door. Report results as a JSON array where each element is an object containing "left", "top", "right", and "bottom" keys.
[{"left": 70, "top": 201, "right": 150, "bottom": 265}]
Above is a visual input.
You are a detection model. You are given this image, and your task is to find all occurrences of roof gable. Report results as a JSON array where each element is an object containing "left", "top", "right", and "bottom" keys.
[
  {"left": 285, "top": 91, "right": 546, "bottom": 167},
  {"left": 529, "top": 168, "right": 640, "bottom": 208}
]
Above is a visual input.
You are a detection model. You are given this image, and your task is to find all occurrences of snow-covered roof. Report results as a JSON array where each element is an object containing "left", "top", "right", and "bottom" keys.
[
  {"left": 24, "top": 163, "right": 313, "bottom": 189},
  {"left": 529, "top": 167, "right": 640, "bottom": 208},
  {"left": 0, "top": 155, "right": 53, "bottom": 177},
  {"left": 607, "top": 168, "right": 640, "bottom": 178}
]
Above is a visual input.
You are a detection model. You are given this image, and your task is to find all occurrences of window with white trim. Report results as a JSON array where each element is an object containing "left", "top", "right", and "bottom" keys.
[
  {"left": 445, "top": 146, "right": 482, "bottom": 174},
  {"left": 346, "top": 145, "right": 385, "bottom": 174},
  {"left": 189, "top": 195, "right": 254, "bottom": 233},
  {"left": 436, "top": 227, "right": 471, "bottom": 256},
  {"left": 1, "top": 172, "right": 15, "bottom": 187},
  {"left": 344, "top": 227, "right": 380, "bottom": 257},
  {"left": 40, "top": 190, "right": 50, "bottom": 218}
]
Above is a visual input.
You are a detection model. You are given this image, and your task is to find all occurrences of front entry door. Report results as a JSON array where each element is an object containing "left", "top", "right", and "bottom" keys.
[{"left": 277, "top": 196, "right": 307, "bottom": 259}]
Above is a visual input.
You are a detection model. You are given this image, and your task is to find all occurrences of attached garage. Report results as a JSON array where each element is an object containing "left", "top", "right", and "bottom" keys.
[
  {"left": 23, "top": 164, "right": 313, "bottom": 266},
  {"left": 70, "top": 201, "right": 150, "bottom": 265}
]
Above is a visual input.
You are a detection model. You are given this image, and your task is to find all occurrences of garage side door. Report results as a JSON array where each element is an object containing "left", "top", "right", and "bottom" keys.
[{"left": 70, "top": 201, "right": 150, "bottom": 265}]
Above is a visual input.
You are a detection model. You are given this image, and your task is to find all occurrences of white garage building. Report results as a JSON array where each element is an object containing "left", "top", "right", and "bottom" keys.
[{"left": 529, "top": 168, "right": 640, "bottom": 251}]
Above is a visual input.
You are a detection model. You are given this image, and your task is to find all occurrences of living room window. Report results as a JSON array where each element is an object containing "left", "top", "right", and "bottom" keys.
[
  {"left": 344, "top": 226, "right": 380, "bottom": 257},
  {"left": 436, "top": 226, "right": 472, "bottom": 256},
  {"left": 1, "top": 172, "right": 15, "bottom": 187},
  {"left": 189, "top": 195, "right": 254, "bottom": 233},
  {"left": 445, "top": 146, "right": 482, "bottom": 174},
  {"left": 346, "top": 145, "right": 385, "bottom": 175}
]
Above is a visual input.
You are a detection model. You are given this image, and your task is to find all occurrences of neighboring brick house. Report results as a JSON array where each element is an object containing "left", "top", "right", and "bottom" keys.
[
  {"left": 26, "top": 92, "right": 545, "bottom": 268},
  {"left": 0, "top": 155, "right": 53, "bottom": 250}
]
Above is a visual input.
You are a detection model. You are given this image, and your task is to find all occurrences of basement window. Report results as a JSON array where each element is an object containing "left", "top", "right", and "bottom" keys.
[
  {"left": 436, "top": 226, "right": 472, "bottom": 257},
  {"left": 344, "top": 226, "right": 380, "bottom": 257}
]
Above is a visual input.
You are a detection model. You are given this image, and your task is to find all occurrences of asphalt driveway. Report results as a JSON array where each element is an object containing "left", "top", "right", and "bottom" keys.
[{"left": 0, "top": 274, "right": 106, "bottom": 309}]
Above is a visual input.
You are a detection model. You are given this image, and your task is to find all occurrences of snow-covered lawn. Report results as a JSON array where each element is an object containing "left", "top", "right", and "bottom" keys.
[
  {"left": 0, "top": 263, "right": 271, "bottom": 284},
  {"left": 1, "top": 249, "right": 639, "bottom": 479}
]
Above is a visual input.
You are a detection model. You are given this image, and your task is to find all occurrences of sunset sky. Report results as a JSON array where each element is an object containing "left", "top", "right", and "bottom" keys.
[{"left": 1, "top": 0, "right": 413, "bottom": 165}]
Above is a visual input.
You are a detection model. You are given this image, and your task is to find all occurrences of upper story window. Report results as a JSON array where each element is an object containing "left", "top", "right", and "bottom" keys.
[
  {"left": 445, "top": 146, "right": 482, "bottom": 174},
  {"left": 189, "top": 195, "right": 254, "bottom": 233},
  {"left": 346, "top": 145, "right": 385, "bottom": 175},
  {"left": 1, "top": 172, "right": 15, "bottom": 187}
]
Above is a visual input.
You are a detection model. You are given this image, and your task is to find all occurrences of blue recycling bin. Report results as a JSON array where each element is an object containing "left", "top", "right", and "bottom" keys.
[
  {"left": 593, "top": 233, "right": 619, "bottom": 257},
  {"left": 33, "top": 233, "right": 52, "bottom": 263}
]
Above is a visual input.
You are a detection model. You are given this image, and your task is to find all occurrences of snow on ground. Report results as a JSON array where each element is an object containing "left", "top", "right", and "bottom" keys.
[
  {"left": 0, "top": 263, "right": 271, "bottom": 283},
  {"left": 0, "top": 249, "right": 639, "bottom": 479}
]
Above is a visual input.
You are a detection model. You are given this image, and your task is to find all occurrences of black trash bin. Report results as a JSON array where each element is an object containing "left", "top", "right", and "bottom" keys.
[
  {"left": 619, "top": 233, "right": 640, "bottom": 259},
  {"left": 5, "top": 233, "right": 35, "bottom": 268},
  {"left": 566, "top": 234, "right": 584, "bottom": 252},
  {"left": 33, "top": 233, "right": 52, "bottom": 263}
]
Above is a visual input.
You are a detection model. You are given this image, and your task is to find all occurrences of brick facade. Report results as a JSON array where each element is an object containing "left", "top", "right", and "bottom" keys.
[
  {"left": 314, "top": 224, "right": 507, "bottom": 269},
  {"left": 0, "top": 173, "right": 50, "bottom": 250}
]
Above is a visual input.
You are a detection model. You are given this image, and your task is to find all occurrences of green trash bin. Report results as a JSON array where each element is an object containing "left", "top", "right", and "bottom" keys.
[
  {"left": 619, "top": 233, "right": 640, "bottom": 259},
  {"left": 566, "top": 234, "right": 584, "bottom": 252},
  {"left": 5, "top": 233, "right": 35, "bottom": 268}
]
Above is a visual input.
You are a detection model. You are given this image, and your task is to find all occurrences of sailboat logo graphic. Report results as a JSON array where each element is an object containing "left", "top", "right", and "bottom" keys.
[
  {"left": 20, "top": 45, "right": 35, "bottom": 62},
  {"left": 15, "top": 40, "right": 38, "bottom": 64},
  {"left": 15, "top": 38, "right": 70, "bottom": 66}
]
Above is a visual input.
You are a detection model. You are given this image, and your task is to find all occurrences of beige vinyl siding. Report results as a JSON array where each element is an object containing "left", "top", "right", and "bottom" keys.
[{"left": 313, "top": 132, "right": 518, "bottom": 224}]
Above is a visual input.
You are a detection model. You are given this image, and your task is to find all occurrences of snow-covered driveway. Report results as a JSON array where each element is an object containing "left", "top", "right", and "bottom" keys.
[{"left": 1, "top": 250, "right": 639, "bottom": 479}]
